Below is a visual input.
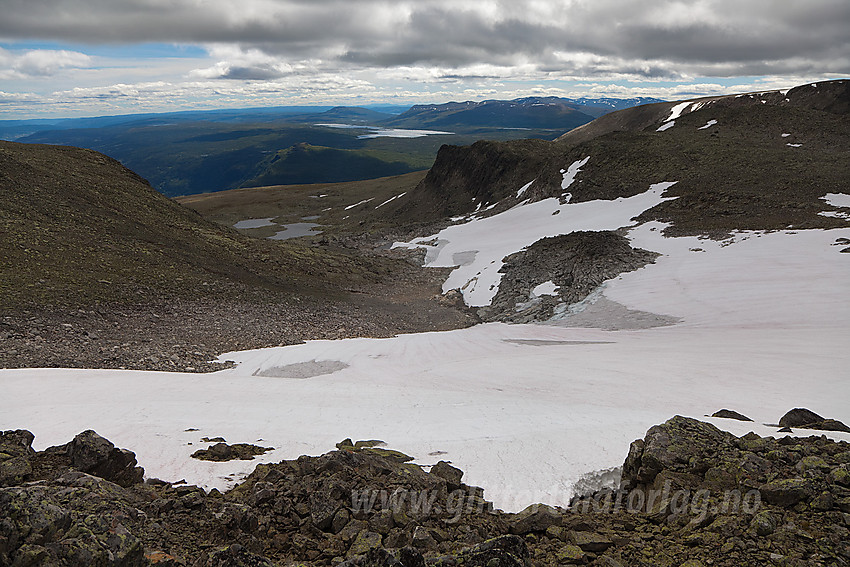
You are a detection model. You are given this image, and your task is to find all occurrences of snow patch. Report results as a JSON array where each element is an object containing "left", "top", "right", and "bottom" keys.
[
  {"left": 664, "top": 101, "right": 691, "bottom": 122},
  {"left": 375, "top": 192, "right": 407, "bottom": 209},
  {"left": 393, "top": 181, "right": 677, "bottom": 307},
  {"left": 821, "top": 193, "right": 850, "bottom": 208},
  {"left": 786, "top": 143, "right": 802, "bottom": 148},
  {"left": 656, "top": 121, "right": 675, "bottom": 132},
  {"left": 697, "top": 119, "right": 717, "bottom": 130},
  {"left": 516, "top": 180, "right": 534, "bottom": 198},
  {"left": 532, "top": 281, "right": 559, "bottom": 297},
  {"left": 561, "top": 157, "right": 589, "bottom": 191},
  {"left": 344, "top": 198, "right": 375, "bottom": 210}
]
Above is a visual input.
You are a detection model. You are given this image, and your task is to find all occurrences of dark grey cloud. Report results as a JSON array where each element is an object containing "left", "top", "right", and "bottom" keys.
[{"left": 1, "top": 0, "right": 848, "bottom": 79}]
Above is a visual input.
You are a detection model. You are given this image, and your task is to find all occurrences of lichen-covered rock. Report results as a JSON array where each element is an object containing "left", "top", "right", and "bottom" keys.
[
  {"left": 0, "top": 429, "right": 36, "bottom": 487},
  {"left": 430, "top": 461, "right": 463, "bottom": 490},
  {"left": 205, "top": 544, "right": 274, "bottom": 567},
  {"left": 3, "top": 419, "right": 850, "bottom": 567},
  {"left": 568, "top": 531, "right": 613, "bottom": 552},
  {"left": 508, "top": 503, "right": 561, "bottom": 534},
  {"left": 555, "top": 544, "right": 585, "bottom": 564},
  {"left": 758, "top": 478, "right": 815, "bottom": 507},
  {"left": 749, "top": 511, "right": 778, "bottom": 536},
  {"left": 348, "top": 531, "right": 384, "bottom": 558},
  {"left": 454, "top": 535, "right": 529, "bottom": 567},
  {"left": 621, "top": 416, "right": 737, "bottom": 487}
]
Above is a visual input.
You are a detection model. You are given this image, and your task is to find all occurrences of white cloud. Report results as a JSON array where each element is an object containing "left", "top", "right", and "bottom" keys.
[
  {"left": 0, "top": 47, "right": 92, "bottom": 79},
  {"left": 1, "top": 0, "right": 847, "bottom": 116}
]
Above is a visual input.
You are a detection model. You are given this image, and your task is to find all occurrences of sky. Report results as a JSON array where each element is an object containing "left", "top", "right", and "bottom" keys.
[{"left": 1, "top": 0, "right": 848, "bottom": 119}]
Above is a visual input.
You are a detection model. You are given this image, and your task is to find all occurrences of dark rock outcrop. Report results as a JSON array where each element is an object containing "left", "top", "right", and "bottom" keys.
[
  {"left": 45, "top": 429, "right": 145, "bottom": 487},
  {"left": 191, "top": 442, "right": 274, "bottom": 462},
  {"left": 779, "top": 408, "right": 850, "bottom": 432},
  {"left": 711, "top": 409, "right": 753, "bottom": 422},
  {"left": 481, "top": 231, "right": 659, "bottom": 322}
]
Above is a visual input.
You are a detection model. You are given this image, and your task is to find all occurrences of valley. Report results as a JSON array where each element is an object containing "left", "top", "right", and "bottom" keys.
[{"left": 2, "top": 80, "right": 849, "bottom": 567}]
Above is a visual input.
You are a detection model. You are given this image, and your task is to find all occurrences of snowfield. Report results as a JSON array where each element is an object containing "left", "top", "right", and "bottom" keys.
[
  {"left": 2, "top": 182, "right": 849, "bottom": 512},
  {"left": 393, "top": 164, "right": 677, "bottom": 307}
]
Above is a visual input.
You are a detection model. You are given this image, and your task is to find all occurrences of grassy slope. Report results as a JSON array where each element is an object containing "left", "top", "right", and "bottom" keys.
[
  {"left": 19, "top": 120, "right": 568, "bottom": 197},
  {"left": 177, "top": 170, "right": 428, "bottom": 239},
  {"left": 0, "top": 141, "right": 407, "bottom": 310}
]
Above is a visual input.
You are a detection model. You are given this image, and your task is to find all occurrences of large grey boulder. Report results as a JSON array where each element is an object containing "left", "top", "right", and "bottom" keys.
[{"left": 46, "top": 430, "right": 144, "bottom": 487}]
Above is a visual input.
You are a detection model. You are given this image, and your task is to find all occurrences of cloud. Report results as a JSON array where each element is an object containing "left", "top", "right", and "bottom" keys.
[
  {"left": 0, "top": 47, "right": 93, "bottom": 78},
  {"left": 0, "top": 0, "right": 847, "bottom": 81}
]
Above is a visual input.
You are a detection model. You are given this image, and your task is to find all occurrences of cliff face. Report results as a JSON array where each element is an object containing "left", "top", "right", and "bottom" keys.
[
  {"left": 387, "top": 139, "right": 559, "bottom": 225},
  {"left": 3, "top": 416, "right": 849, "bottom": 566}
]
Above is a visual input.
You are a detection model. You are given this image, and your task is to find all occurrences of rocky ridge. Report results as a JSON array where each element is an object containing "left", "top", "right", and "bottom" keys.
[
  {"left": 3, "top": 415, "right": 849, "bottom": 567},
  {"left": 479, "top": 231, "right": 659, "bottom": 323}
]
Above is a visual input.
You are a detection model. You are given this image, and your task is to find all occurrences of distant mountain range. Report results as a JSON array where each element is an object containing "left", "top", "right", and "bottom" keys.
[
  {"left": 381, "top": 96, "right": 663, "bottom": 129},
  {"left": 3, "top": 96, "right": 662, "bottom": 196}
]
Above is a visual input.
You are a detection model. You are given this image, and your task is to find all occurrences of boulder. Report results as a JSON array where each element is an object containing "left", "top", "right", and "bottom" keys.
[
  {"left": 205, "top": 544, "right": 274, "bottom": 567},
  {"left": 411, "top": 526, "right": 437, "bottom": 550},
  {"left": 0, "top": 431, "right": 35, "bottom": 482},
  {"left": 508, "top": 503, "right": 561, "bottom": 534},
  {"left": 191, "top": 442, "right": 274, "bottom": 462},
  {"left": 749, "top": 511, "right": 778, "bottom": 536},
  {"left": 711, "top": 409, "right": 753, "bottom": 422},
  {"left": 0, "top": 430, "right": 36, "bottom": 487},
  {"left": 348, "top": 531, "right": 384, "bottom": 558},
  {"left": 778, "top": 408, "right": 825, "bottom": 428},
  {"left": 311, "top": 490, "right": 341, "bottom": 531},
  {"left": 430, "top": 460, "right": 464, "bottom": 490},
  {"left": 455, "top": 535, "right": 529, "bottom": 567},
  {"left": 568, "top": 531, "right": 613, "bottom": 553},
  {"left": 46, "top": 430, "right": 143, "bottom": 487},
  {"left": 621, "top": 416, "right": 736, "bottom": 487},
  {"left": 758, "top": 478, "right": 815, "bottom": 507},
  {"left": 798, "top": 419, "right": 850, "bottom": 433}
]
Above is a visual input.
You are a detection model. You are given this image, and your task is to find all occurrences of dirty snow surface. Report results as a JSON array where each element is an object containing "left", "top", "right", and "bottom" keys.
[{"left": 3, "top": 187, "right": 850, "bottom": 513}]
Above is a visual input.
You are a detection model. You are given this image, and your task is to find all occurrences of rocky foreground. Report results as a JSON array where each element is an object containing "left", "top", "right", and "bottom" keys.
[{"left": 2, "top": 416, "right": 850, "bottom": 567}]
